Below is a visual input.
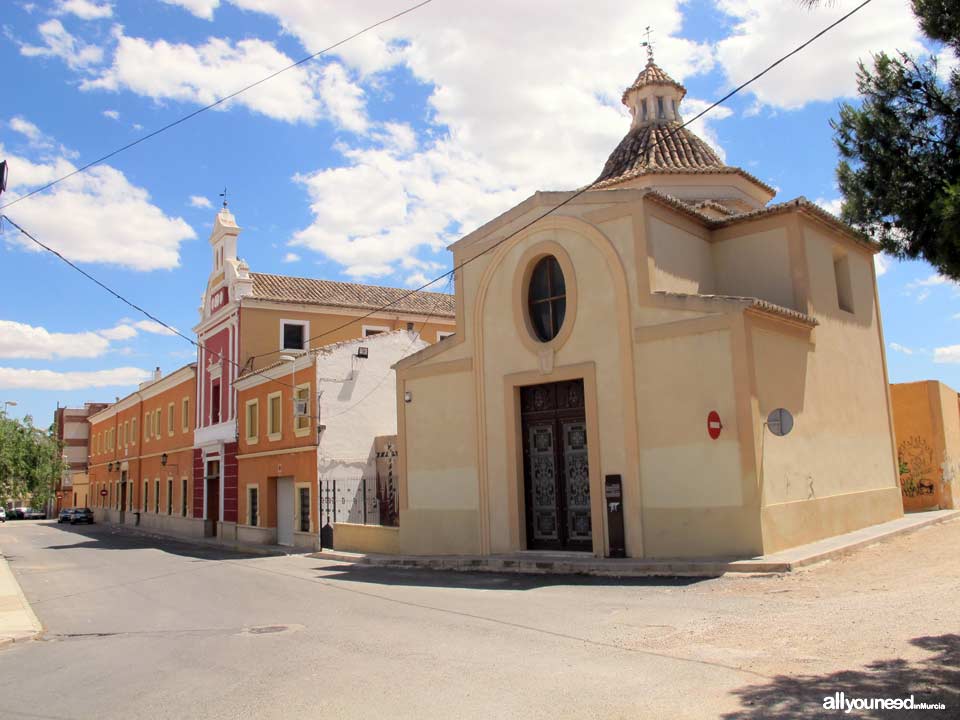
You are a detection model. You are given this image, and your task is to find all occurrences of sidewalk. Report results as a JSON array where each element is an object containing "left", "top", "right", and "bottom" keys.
[
  {"left": 100, "top": 522, "right": 311, "bottom": 558},
  {"left": 0, "top": 552, "right": 42, "bottom": 647},
  {"left": 310, "top": 509, "right": 960, "bottom": 577}
]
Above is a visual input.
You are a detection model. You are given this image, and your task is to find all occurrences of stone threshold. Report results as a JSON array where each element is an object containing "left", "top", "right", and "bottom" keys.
[{"left": 309, "top": 509, "right": 959, "bottom": 577}]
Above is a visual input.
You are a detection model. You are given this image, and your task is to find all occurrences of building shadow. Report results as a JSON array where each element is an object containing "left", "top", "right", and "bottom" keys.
[
  {"left": 722, "top": 634, "right": 959, "bottom": 719},
  {"left": 311, "top": 562, "right": 711, "bottom": 591},
  {"left": 40, "top": 521, "right": 272, "bottom": 561}
]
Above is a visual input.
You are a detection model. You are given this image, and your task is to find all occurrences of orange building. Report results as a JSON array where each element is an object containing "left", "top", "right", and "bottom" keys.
[
  {"left": 87, "top": 364, "right": 200, "bottom": 535},
  {"left": 234, "top": 331, "right": 425, "bottom": 549},
  {"left": 891, "top": 380, "right": 960, "bottom": 512}
]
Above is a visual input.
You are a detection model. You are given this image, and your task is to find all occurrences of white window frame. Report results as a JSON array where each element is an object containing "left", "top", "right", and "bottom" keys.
[
  {"left": 437, "top": 331, "right": 455, "bottom": 341},
  {"left": 267, "top": 391, "right": 282, "bottom": 441},
  {"left": 181, "top": 396, "right": 189, "bottom": 433},
  {"left": 294, "top": 383, "right": 311, "bottom": 437},
  {"left": 245, "top": 398, "right": 259, "bottom": 445},
  {"left": 131, "top": 417, "right": 137, "bottom": 446},
  {"left": 362, "top": 324, "right": 390, "bottom": 337},
  {"left": 280, "top": 319, "right": 309, "bottom": 352},
  {"left": 167, "top": 402, "right": 175, "bottom": 437}
]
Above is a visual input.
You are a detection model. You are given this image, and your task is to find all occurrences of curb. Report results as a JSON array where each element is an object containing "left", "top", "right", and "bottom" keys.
[
  {"left": 98, "top": 522, "right": 310, "bottom": 558},
  {"left": 0, "top": 551, "right": 43, "bottom": 647},
  {"left": 308, "top": 509, "right": 960, "bottom": 578}
]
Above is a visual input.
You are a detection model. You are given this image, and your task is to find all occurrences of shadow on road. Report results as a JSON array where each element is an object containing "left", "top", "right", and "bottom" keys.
[
  {"left": 722, "top": 634, "right": 959, "bottom": 719},
  {"left": 311, "top": 562, "right": 711, "bottom": 591},
  {"left": 38, "top": 521, "right": 270, "bottom": 561}
]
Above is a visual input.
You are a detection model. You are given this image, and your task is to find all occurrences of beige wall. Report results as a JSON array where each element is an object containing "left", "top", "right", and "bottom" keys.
[
  {"left": 891, "top": 380, "right": 960, "bottom": 511},
  {"left": 396, "top": 189, "right": 902, "bottom": 560}
]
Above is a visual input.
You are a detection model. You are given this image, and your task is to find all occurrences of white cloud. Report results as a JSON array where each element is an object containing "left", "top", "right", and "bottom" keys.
[
  {"left": 874, "top": 253, "right": 889, "bottom": 277},
  {"left": 934, "top": 345, "right": 960, "bottom": 364},
  {"left": 0, "top": 366, "right": 151, "bottom": 390},
  {"left": 245, "top": 1, "right": 716, "bottom": 276},
  {"left": 102, "top": 109, "right": 119, "bottom": 120},
  {"left": 316, "top": 62, "right": 368, "bottom": 133},
  {"left": 282, "top": 252, "right": 301, "bottom": 263},
  {"left": 83, "top": 33, "right": 324, "bottom": 124},
  {"left": 160, "top": 0, "right": 220, "bottom": 20},
  {"left": 889, "top": 342, "right": 913, "bottom": 356},
  {"left": 189, "top": 194, "right": 212, "bottom": 208},
  {"left": 131, "top": 320, "right": 177, "bottom": 336},
  {"left": 56, "top": 0, "right": 112, "bottom": 20},
  {"left": 1, "top": 133, "right": 195, "bottom": 271},
  {"left": 935, "top": 47, "right": 958, "bottom": 82},
  {"left": 20, "top": 19, "right": 104, "bottom": 70},
  {"left": 0, "top": 320, "right": 111, "bottom": 359},
  {"left": 681, "top": 99, "right": 733, "bottom": 162},
  {"left": 815, "top": 197, "right": 843, "bottom": 217},
  {"left": 715, "top": 0, "right": 925, "bottom": 110},
  {"left": 97, "top": 324, "right": 137, "bottom": 341},
  {"left": 9, "top": 116, "right": 46, "bottom": 145}
]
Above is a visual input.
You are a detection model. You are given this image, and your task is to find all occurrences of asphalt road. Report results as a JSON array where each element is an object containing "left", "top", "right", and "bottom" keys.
[{"left": 0, "top": 519, "right": 956, "bottom": 719}]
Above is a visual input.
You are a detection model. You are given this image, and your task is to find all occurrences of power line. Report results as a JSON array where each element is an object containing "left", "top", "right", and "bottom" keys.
[
  {"left": 0, "top": 0, "right": 435, "bottom": 212},
  {"left": 1, "top": 0, "right": 875, "bottom": 410},
  {"left": 248, "top": 0, "right": 876, "bottom": 363}
]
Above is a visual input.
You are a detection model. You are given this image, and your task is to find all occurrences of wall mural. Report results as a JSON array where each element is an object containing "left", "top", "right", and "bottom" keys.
[{"left": 898, "top": 436, "right": 936, "bottom": 498}]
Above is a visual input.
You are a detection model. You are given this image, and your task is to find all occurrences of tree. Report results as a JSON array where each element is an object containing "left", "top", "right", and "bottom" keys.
[
  {"left": 0, "top": 414, "right": 67, "bottom": 509},
  {"left": 827, "top": 1, "right": 960, "bottom": 278}
]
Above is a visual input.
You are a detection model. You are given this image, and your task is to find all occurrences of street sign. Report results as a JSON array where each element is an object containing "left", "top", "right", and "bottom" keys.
[
  {"left": 99, "top": 488, "right": 108, "bottom": 497},
  {"left": 767, "top": 408, "right": 794, "bottom": 437},
  {"left": 707, "top": 410, "right": 723, "bottom": 440},
  {"left": 56, "top": 493, "right": 62, "bottom": 500}
]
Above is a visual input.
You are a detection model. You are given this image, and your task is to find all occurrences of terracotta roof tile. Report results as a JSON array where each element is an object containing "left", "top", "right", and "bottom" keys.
[
  {"left": 249, "top": 272, "right": 455, "bottom": 318},
  {"left": 621, "top": 60, "right": 687, "bottom": 104},
  {"left": 653, "top": 291, "right": 818, "bottom": 326}
]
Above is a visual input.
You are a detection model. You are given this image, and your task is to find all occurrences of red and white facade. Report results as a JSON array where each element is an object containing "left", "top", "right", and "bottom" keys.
[{"left": 192, "top": 207, "right": 253, "bottom": 535}]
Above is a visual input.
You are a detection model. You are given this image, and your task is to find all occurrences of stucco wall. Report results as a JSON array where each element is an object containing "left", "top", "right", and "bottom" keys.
[
  {"left": 757, "top": 224, "right": 901, "bottom": 552},
  {"left": 891, "top": 381, "right": 960, "bottom": 511},
  {"left": 649, "top": 217, "right": 715, "bottom": 295},
  {"left": 713, "top": 228, "right": 794, "bottom": 310},
  {"left": 400, "top": 368, "right": 479, "bottom": 555},
  {"left": 634, "top": 325, "right": 762, "bottom": 558}
]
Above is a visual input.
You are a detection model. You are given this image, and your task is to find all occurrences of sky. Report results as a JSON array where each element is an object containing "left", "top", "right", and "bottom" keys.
[{"left": 0, "top": 0, "right": 958, "bottom": 425}]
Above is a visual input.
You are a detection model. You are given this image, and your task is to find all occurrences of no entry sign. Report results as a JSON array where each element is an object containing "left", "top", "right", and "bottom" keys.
[
  {"left": 99, "top": 488, "right": 108, "bottom": 497},
  {"left": 707, "top": 411, "right": 723, "bottom": 440}
]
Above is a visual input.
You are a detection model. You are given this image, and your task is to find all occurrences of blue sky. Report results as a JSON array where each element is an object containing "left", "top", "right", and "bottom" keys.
[{"left": 0, "top": 0, "right": 957, "bottom": 425}]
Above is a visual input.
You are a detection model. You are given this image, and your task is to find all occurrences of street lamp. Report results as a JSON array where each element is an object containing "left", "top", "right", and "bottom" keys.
[{"left": 1, "top": 400, "right": 16, "bottom": 417}]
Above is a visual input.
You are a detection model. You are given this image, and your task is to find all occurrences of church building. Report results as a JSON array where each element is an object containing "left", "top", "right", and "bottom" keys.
[{"left": 391, "top": 56, "right": 904, "bottom": 559}]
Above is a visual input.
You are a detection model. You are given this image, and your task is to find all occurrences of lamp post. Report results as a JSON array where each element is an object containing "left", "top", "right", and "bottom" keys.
[{"left": 1, "top": 400, "right": 16, "bottom": 418}]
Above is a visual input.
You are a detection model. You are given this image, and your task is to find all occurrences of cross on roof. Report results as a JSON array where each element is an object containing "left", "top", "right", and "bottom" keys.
[
  {"left": 219, "top": 187, "right": 228, "bottom": 208},
  {"left": 640, "top": 26, "right": 654, "bottom": 63}
]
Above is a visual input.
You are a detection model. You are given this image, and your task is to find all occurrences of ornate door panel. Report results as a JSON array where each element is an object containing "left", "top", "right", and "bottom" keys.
[{"left": 520, "top": 380, "right": 591, "bottom": 552}]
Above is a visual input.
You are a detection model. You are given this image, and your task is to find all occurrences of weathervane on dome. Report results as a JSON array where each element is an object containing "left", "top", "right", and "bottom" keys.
[
  {"left": 219, "top": 187, "right": 228, "bottom": 209},
  {"left": 640, "top": 26, "right": 654, "bottom": 63}
]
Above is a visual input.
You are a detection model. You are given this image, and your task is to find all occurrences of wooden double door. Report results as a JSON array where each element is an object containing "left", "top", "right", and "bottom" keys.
[{"left": 521, "top": 379, "right": 592, "bottom": 552}]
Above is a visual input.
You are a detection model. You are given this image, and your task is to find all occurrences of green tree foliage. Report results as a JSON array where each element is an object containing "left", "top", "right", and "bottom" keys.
[
  {"left": 830, "top": 1, "right": 959, "bottom": 278},
  {"left": 0, "top": 414, "right": 67, "bottom": 508}
]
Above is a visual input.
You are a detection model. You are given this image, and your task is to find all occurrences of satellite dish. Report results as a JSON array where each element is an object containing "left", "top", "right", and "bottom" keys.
[
  {"left": 0, "top": 160, "right": 7, "bottom": 196},
  {"left": 767, "top": 408, "right": 794, "bottom": 437}
]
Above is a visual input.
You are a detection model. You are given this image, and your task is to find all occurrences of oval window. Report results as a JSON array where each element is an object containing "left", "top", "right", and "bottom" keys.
[{"left": 527, "top": 256, "right": 566, "bottom": 342}]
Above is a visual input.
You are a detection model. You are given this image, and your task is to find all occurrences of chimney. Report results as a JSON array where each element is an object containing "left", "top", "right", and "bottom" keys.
[{"left": 154, "top": 366, "right": 162, "bottom": 381}]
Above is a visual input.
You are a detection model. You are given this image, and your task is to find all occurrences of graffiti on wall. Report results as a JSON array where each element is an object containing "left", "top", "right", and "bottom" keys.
[{"left": 897, "top": 436, "right": 936, "bottom": 498}]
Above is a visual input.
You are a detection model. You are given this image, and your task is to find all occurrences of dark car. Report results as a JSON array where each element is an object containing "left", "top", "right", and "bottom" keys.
[
  {"left": 7, "top": 508, "right": 26, "bottom": 520},
  {"left": 25, "top": 508, "right": 47, "bottom": 520},
  {"left": 71, "top": 508, "right": 94, "bottom": 525},
  {"left": 58, "top": 508, "right": 75, "bottom": 523}
]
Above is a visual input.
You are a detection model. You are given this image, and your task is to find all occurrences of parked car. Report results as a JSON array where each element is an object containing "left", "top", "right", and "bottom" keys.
[
  {"left": 0, "top": 507, "right": 5, "bottom": 523},
  {"left": 8, "top": 508, "right": 26, "bottom": 520},
  {"left": 58, "top": 508, "right": 75, "bottom": 523},
  {"left": 25, "top": 508, "right": 46, "bottom": 520},
  {"left": 71, "top": 508, "right": 94, "bottom": 525}
]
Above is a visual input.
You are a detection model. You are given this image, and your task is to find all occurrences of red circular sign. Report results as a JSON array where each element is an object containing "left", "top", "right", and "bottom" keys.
[
  {"left": 707, "top": 411, "right": 723, "bottom": 440},
  {"left": 99, "top": 488, "right": 108, "bottom": 497}
]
